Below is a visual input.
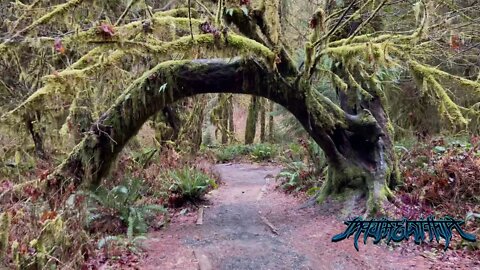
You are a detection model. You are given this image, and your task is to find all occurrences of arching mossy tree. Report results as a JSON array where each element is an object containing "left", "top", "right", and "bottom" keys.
[{"left": 2, "top": 0, "right": 480, "bottom": 215}]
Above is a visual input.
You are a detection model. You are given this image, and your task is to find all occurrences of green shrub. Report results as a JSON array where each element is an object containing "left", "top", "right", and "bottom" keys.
[
  {"left": 168, "top": 168, "right": 217, "bottom": 202},
  {"left": 202, "top": 130, "right": 214, "bottom": 146},
  {"left": 84, "top": 177, "right": 166, "bottom": 238},
  {"left": 250, "top": 143, "right": 276, "bottom": 161},
  {"left": 215, "top": 144, "right": 251, "bottom": 162},
  {"left": 277, "top": 161, "right": 320, "bottom": 192}
]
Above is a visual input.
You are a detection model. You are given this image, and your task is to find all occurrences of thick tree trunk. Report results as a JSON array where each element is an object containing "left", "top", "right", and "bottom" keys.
[
  {"left": 244, "top": 96, "right": 259, "bottom": 144},
  {"left": 45, "top": 58, "right": 397, "bottom": 214}
]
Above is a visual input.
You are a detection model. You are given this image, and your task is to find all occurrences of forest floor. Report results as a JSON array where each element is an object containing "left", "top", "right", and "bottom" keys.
[{"left": 136, "top": 163, "right": 478, "bottom": 270}]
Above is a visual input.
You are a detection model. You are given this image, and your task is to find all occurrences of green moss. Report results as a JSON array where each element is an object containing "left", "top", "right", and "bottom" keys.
[
  {"left": 366, "top": 184, "right": 392, "bottom": 215},
  {"left": 306, "top": 88, "right": 346, "bottom": 130},
  {"left": 15, "top": 0, "right": 87, "bottom": 36},
  {"left": 409, "top": 60, "right": 469, "bottom": 129},
  {"left": 265, "top": 0, "right": 281, "bottom": 44},
  {"left": 0, "top": 212, "right": 11, "bottom": 259},
  {"left": 154, "top": 8, "right": 199, "bottom": 18}
]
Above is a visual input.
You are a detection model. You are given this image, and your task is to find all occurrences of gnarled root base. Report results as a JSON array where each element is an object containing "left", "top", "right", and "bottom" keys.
[{"left": 316, "top": 162, "right": 394, "bottom": 217}]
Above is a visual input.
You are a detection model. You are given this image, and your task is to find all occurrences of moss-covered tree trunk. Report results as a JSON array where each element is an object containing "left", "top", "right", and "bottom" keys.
[
  {"left": 151, "top": 105, "right": 181, "bottom": 143},
  {"left": 316, "top": 92, "right": 397, "bottom": 214},
  {"left": 244, "top": 96, "right": 259, "bottom": 144},
  {"left": 259, "top": 98, "right": 266, "bottom": 143},
  {"left": 227, "top": 95, "right": 235, "bottom": 143},
  {"left": 177, "top": 96, "right": 207, "bottom": 154},
  {"left": 44, "top": 58, "right": 397, "bottom": 215},
  {"left": 220, "top": 94, "right": 229, "bottom": 144},
  {"left": 268, "top": 100, "right": 274, "bottom": 142}
]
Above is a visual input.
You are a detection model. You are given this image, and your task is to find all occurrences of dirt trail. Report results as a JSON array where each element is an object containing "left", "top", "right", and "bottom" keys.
[{"left": 138, "top": 163, "right": 467, "bottom": 270}]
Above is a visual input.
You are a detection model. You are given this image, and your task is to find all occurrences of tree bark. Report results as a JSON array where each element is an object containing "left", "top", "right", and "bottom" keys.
[
  {"left": 177, "top": 96, "right": 207, "bottom": 154},
  {"left": 45, "top": 58, "right": 396, "bottom": 215},
  {"left": 227, "top": 95, "right": 235, "bottom": 143},
  {"left": 220, "top": 94, "right": 229, "bottom": 144},
  {"left": 244, "top": 96, "right": 259, "bottom": 144},
  {"left": 260, "top": 98, "right": 266, "bottom": 143},
  {"left": 268, "top": 100, "right": 274, "bottom": 142},
  {"left": 151, "top": 105, "right": 181, "bottom": 143}
]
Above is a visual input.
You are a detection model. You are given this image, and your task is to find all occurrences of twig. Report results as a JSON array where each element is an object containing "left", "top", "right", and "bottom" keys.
[
  {"left": 10, "top": 0, "right": 87, "bottom": 40},
  {"left": 188, "top": 0, "right": 194, "bottom": 40},
  {"left": 259, "top": 214, "right": 279, "bottom": 235},
  {"left": 194, "top": 0, "right": 215, "bottom": 18},
  {"left": 346, "top": 0, "right": 389, "bottom": 42},
  {"left": 196, "top": 206, "right": 204, "bottom": 225},
  {"left": 155, "top": 0, "right": 177, "bottom": 12},
  {"left": 115, "top": 0, "right": 138, "bottom": 26},
  {"left": 312, "top": 0, "right": 357, "bottom": 48},
  {"left": 141, "top": 149, "right": 157, "bottom": 169},
  {"left": 8, "top": 0, "right": 42, "bottom": 34},
  {"left": 193, "top": 249, "right": 212, "bottom": 270},
  {"left": 95, "top": 122, "right": 117, "bottom": 145}
]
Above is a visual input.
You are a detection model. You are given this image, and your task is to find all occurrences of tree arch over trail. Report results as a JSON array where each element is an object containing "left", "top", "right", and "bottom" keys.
[
  {"left": 46, "top": 56, "right": 394, "bottom": 214},
  {"left": 2, "top": 0, "right": 480, "bottom": 215}
]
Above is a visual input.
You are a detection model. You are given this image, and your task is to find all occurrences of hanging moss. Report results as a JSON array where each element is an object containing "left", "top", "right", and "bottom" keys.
[
  {"left": 409, "top": 60, "right": 470, "bottom": 129},
  {"left": 210, "top": 94, "right": 233, "bottom": 143},
  {"left": 177, "top": 96, "right": 207, "bottom": 153},
  {"left": 13, "top": 0, "right": 89, "bottom": 38},
  {"left": 264, "top": 0, "right": 281, "bottom": 45},
  {"left": 345, "top": 68, "right": 374, "bottom": 100}
]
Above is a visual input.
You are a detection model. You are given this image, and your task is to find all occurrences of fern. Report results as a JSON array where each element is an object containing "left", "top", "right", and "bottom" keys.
[
  {"left": 84, "top": 176, "right": 166, "bottom": 238},
  {"left": 168, "top": 168, "right": 216, "bottom": 201}
]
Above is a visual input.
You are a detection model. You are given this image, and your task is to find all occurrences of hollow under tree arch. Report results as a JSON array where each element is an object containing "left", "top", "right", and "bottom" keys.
[{"left": 45, "top": 56, "right": 395, "bottom": 214}]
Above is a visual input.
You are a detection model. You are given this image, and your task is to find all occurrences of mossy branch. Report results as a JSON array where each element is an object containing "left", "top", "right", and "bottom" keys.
[
  {"left": 408, "top": 60, "right": 480, "bottom": 95},
  {"left": 1, "top": 33, "right": 273, "bottom": 122},
  {"left": 409, "top": 60, "right": 470, "bottom": 129}
]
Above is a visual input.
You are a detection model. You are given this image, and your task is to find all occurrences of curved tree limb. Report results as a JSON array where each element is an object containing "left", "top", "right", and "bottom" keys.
[{"left": 42, "top": 57, "right": 371, "bottom": 204}]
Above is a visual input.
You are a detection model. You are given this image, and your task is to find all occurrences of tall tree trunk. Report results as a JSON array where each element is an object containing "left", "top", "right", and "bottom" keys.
[
  {"left": 260, "top": 98, "right": 266, "bottom": 143},
  {"left": 220, "top": 94, "right": 229, "bottom": 144},
  {"left": 177, "top": 96, "right": 207, "bottom": 154},
  {"left": 227, "top": 95, "right": 235, "bottom": 143},
  {"left": 244, "top": 96, "right": 259, "bottom": 144},
  {"left": 268, "top": 100, "right": 274, "bottom": 142}
]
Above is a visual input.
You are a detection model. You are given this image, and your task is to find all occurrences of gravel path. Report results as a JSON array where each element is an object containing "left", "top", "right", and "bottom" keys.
[{"left": 138, "top": 163, "right": 473, "bottom": 270}]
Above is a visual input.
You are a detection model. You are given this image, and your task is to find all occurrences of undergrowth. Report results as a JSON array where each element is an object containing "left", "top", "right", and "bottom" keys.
[
  {"left": 213, "top": 143, "right": 277, "bottom": 162},
  {"left": 0, "top": 141, "right": 220, "bottom": 269},
  {"left": 395, "top": 136, "right": 480, "bottom": 250},
  {"left": 168, "top": 167, "right": 217, "bottom": 207},
  {"left": 276, "top": 138, "right": 327, "bottom": 193},
  {"left": 82, "top": 176, "right": 166, "bottom": 238}
]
